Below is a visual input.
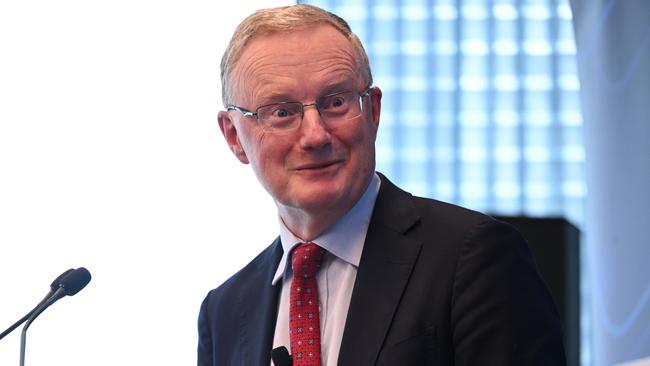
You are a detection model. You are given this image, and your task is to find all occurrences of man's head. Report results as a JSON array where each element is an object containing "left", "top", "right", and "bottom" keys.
[
  {"left": 220, "top": 4, "right": 372, "bottom": 106},
  {"left": 218, "top": 5, "right": 382, "bottom": 239}
]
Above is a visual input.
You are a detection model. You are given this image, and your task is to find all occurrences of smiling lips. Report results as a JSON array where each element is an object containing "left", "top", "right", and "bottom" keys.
[{"left": 294, "top": 159, "right": 343, "bottom": 172}]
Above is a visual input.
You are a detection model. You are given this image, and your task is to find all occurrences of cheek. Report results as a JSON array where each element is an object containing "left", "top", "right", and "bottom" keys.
[
  {"left": 348, "top": 124, "right": 378, "bottom": 169},
  {"left": 243, "top": 132, "right": 288, "bottom": 170},
  {"left": 347, "top": 121, "right": 377, "bottom": 151},
  {"left": 236, "top": 124, "right": 262, "bottom": 155}
]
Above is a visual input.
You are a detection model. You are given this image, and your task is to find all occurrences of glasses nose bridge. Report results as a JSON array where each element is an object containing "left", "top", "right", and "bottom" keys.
[
  {"left": 301, "top": 101, "right": 320, "bottom": 116},
  {"left": 297, "top": 100, "right": 330, "bottom": 131}
]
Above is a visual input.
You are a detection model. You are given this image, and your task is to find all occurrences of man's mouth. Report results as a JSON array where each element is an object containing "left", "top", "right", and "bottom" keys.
[{"left": 295, "top": 160, "right": 342, "bottom": 171}]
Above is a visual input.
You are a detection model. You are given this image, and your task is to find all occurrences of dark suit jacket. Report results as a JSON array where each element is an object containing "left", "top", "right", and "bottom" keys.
[{"left": 198, "top": 174, "right": 566, "bottom": 365}]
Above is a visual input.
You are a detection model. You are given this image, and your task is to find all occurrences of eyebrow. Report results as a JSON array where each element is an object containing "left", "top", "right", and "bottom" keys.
[
  {"left": 320, "top": 78, "right": 357, "bottom": 94},
  {"left": 256, "top": 80, "right": 358, "bottom": 106}
]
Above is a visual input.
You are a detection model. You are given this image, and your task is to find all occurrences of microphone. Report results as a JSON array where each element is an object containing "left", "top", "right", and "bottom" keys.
[
  {"left": 20, "top": 267, "right": 92, "bottom": 366},
  {"left": 0, "top": 268, "right": 74, "bottom": 341},
  {"left": 271, "top": 346, "right": 292, "bottom": 366},
  {"left": 48, "top": 268, "right": 76, "bottom": 296},
  {"left": 43, "top": 267, "right": 92, "bottom": 304}
]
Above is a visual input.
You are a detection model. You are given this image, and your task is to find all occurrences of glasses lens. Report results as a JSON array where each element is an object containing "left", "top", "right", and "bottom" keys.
[
  {"left": 257, "top": 102, "right": 303, "bottom": 130},
  {"left": 318, "top": 91, "right": 361, "bottom": 122}
]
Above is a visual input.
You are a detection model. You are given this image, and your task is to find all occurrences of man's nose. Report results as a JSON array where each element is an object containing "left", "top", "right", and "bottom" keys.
[{"left": 299, "top": 104, "right": 331, "bottom": 149}]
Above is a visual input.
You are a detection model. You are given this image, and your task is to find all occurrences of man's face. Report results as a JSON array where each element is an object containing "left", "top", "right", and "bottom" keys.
[{"left": 218, "top": 25, "right": 381, "bottom": 224}]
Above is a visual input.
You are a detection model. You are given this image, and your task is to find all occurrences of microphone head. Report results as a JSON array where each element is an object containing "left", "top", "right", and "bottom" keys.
[
  {"left": 270, "top": 346, "right": 292, "bottom": 366},
  {"left": 59, "top": 267, "right": 92, "bottom": 296},
  {"left": 50, "top": 268, "right": 75, "bottom": 291}
]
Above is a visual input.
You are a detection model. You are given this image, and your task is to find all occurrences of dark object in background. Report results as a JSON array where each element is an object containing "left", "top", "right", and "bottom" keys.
[{"left": 493, "top": 216, "right": 580, "bottom": 366}]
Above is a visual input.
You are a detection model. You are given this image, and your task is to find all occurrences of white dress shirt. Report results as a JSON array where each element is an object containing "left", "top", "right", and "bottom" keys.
[{"left": 271, "top": 173, "right": 381, "bottom": 366}]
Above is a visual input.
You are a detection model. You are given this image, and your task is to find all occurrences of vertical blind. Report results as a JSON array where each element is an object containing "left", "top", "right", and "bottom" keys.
[{"left": 301, "top": 0, "right": 584, "bottom": 227}]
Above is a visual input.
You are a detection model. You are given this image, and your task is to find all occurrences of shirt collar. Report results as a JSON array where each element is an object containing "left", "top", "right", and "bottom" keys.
[{"left": 272, "top": 173, "right": 381, "bottom": 285}]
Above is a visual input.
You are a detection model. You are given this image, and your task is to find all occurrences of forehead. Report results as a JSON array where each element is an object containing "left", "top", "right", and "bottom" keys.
[{"left": 231, "top": 25, "right": 362, "bottom": 104}]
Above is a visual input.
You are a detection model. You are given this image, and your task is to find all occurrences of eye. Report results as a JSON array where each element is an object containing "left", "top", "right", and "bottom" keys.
[
  {"left": 272, "top": 107, "right": 291, "bottom": 118},
  {"left": 267, "top": 103, "right": 301, "bottom": 119},
  {"left": 321, "top": 93, "right": 349, "bottom": 110},
  {"left": 331, "top": 96, "right": 346, "bottom": 108}
]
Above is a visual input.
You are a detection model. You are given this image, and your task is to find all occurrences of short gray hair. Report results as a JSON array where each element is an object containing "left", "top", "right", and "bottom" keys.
[{"left": 220, "top": 4, "right": 372, "bottom": 106}]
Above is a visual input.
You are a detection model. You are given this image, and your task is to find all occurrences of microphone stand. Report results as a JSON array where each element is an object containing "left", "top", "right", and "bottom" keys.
[
  {"left": 19, "top": 287, "right": 65, "bottom": 366},
  {"left": 0, "top": 268, "right": 73, "bottom": 341},
  {"left": 0, "top": 298, "right": 46, "bottom": 341}
]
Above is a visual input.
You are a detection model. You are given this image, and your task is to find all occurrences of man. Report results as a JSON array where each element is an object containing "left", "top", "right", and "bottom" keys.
[{"left": 199, "top": 4, "right": 566, "bottom": 366}]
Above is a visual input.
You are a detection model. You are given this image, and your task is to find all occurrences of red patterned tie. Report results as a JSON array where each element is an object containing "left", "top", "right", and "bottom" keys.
[{"left": 290, "top": 242, "right": 325, "bottom": 366}]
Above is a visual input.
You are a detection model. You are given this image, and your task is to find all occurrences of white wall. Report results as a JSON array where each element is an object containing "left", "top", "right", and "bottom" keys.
[
  {"left": 571, "top": 1, "right": 650, "bottom": 365},
  {"left": 0, "top": 1, "right": 290, "bottom": 364}
]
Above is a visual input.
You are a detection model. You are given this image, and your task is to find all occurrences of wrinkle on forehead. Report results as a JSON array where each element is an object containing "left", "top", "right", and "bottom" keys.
[{"left": 229, "top": 26, "right": 362, "bottom": 108}]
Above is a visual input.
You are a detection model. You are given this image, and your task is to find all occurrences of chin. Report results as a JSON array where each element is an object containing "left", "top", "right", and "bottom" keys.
[{"left": 287, "top": 187, "right": 349, "bottom": 211}]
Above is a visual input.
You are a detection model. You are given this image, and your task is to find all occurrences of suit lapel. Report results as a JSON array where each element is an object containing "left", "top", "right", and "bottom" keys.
[
  {"left": 237, "top": 238, "right": 283, "bottom": 366},
  {"left": 338, "top": 175, "right": 423, "bottom": 365}
]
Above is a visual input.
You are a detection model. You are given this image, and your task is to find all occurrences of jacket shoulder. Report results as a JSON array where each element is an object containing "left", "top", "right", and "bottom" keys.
[
  {"left": 203, "top": 238, "right": 282, "bottom": 306},
  {"left": 375, "top": 172, "right": 503, "bottom": 236}
]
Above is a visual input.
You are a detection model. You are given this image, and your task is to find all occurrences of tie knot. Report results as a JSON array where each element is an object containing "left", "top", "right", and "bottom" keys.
[{"left": 291, "top": 242, "right": 325, "bottom": 279}]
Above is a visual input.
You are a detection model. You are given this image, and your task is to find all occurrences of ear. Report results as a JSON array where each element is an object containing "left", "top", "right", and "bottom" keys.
[
  {"left": 218, "top": 110, "right": 250, "bottom": 164},
  {"left": 369, "top": 86, "right": 382, "bottom": 128}
]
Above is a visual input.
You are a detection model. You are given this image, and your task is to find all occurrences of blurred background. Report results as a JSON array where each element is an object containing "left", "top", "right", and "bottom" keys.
[{"left": 0, "top": 0, "right": 647, "bottom": 365}]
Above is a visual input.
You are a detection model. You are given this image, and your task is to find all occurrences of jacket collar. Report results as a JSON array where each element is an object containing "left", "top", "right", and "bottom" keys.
[
  {"left": 337, "top": 173, "right": 423, "bottom": 365},
  {"left": 236, "top": 238, "right": 283, "bottom": 366}
]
